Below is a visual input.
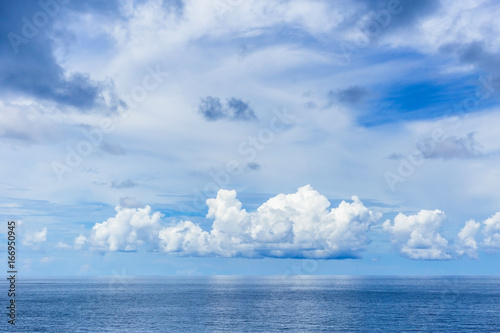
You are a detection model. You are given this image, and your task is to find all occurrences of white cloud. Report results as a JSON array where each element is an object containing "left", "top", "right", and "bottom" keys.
[
  {"left": 56, "top": 242, "right": 72, "bottom": 249},
  {"left": 457, "top": 219, "right": 481, "bottom": 258},
  {"left": 483, "top": 212, "right": 500, "bottom": 249},
  {"left": 159, "top": 185, "right": 381, "bottom": 258},
  {"left": 84, "top": 205, "right": 163, "bottom": 251},
  {"left": 158, "top": 220, "right": 211, "bottom": 255},
  {"left": 22, "top": 227, "right": 47, "bottom": 247},
  {"left": 82, "top": 185, "right": 381, "bottom": 258},
  {"left": 73, "top": 234, "right": 87, "bottom": 250},
  {"left": 383, "top": 210, "right": 452, "bottom": 260},
  {"left": 69, "top": 189, "right": 500, "bottom": 260}
]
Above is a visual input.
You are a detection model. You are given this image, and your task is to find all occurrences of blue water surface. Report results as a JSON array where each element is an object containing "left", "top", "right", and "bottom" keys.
[{"left": 2, "top": 276, "right": 500, "bottom": 332}]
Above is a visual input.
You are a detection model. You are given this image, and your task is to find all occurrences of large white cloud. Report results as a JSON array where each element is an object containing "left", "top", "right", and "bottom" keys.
[
  {"left": 158, "top": 185, "right": 381, "bottom": 258},
  {"left": 76, "top": 187, "right": 500, "bottom": 260},
  {"left": 81, "top": 185, "right": 381, "bottom": 258},
  {"left": 383, "top": 209, "right": 452, "bottom": 260},
  {"left": 87, "top": 205, "right": 163, "bottom": 251}
]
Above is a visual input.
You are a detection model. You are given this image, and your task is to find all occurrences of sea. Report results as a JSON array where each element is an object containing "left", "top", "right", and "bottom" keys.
[{"left": 2, "top": 276, "right": 500, "bottom": 332}]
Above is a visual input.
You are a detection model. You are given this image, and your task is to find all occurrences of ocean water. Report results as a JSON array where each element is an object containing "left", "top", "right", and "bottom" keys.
[{"left": 3, "top": 276, "right": 500, "bottom": 332}]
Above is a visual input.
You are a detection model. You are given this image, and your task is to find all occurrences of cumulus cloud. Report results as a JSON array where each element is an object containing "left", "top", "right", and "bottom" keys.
[
  {"left": 74, "top": 234, "right": 87, "bottom": 250},
  {"left": 22, "top": 227, "right": 47, "bottom": 247},
  {"left": 383, "top": 210, "right": 452, "bottom": 260},
  {"left": 456, "top": 219, "right": 480, "bottom": 259},
  {"left": 84, "top": 205, "right": 163, "bottom": 251},
  {"left": 455, "top": 212, "right": 500, "bottom": 256},
  {"left": 169, "top": 185, "right": 381, "bottom": 259},
  {"left": 73, "top": 189, "right": 500, "bottom": 260},
  {"left": 80, "top": 185, "right": 381, "bottom": 259},
  {"left": 158, "top": 220, "right": 211, "bottom": 255},
  {"left": 160, "top": 186, "right": 381, "bottom": 259},
  {"left": 483, "top": 212, "right": 500, "bottom": 249},
  {"left": 198, "top": 96, "right": 256, "bottom": 121}
]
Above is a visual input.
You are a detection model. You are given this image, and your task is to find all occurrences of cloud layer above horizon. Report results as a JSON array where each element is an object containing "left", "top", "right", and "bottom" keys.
[
  {"left": 78, "top": 185, "right": 380, "bottom": 259},
  {"left": 66, "top": 185, "right": 500, "bottom": 261}
]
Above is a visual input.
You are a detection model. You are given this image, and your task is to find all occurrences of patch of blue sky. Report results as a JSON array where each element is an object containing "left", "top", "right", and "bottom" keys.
[
  {"left": 353, "top": 46, "right": 426, "bottom": 65},
  {"left": 156, "top": 206, "right": 205, "bottom": 219},
  {"left": 66, "top": 31, "right": 116, "bottom": 57},
  {"left": 361, "top": 77, "right": 481, "bottom": 126}
]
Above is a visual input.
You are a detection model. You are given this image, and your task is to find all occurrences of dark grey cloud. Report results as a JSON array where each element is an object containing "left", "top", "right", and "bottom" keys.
[
  {"left": 440, "top": 40, "right": 500, "bottom": 99},
  {"left": 198, "top": 96, "right": 226, "bottom": 120},
  {"left": 227, "top": 97, "right": 257, "bottom": 120},
  {"left": 441, "top": 41, "right": 500, "bottom": 72},
  {"left": 246, "top": 162, "right": 261, "bottom": 171},
  {"left": 417, "top": 133, "right": 482, "bottom": 159},
  {"left": 458, "top": 42, "right": 500, "bottom": 81},
  {"left": 458, "top": 41, "right": 486, "bottom": 63},
  {"left": 198, "top": 96, "right": 256, "bottom": 121},
  {"left": 327, "top": 85, "right": 368, "bottom": 106},
  {"left": 111, "top": 179, "right": 137, "bottom": 189},
  {"left": 339, "top": 86, "right": 368, "bottom": 104},
  {"left": 387, "top": 153, "right": 404, "bottom": 160},
  {"left": 0, "top": 1, "right": 124, "bottom": 112}
]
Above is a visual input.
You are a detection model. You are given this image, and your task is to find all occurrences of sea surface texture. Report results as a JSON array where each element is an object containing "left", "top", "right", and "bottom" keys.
[{"left": 3, "top": 276, "right": 500, "bottom": 332}]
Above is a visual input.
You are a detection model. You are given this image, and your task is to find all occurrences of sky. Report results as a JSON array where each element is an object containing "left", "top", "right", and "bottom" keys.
[{"left": 1, "top": 0, "right": 500, "bottom": 277}]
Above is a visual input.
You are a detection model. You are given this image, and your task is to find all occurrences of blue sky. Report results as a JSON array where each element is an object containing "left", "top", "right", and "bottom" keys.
[{"left": 1, "top": 0, "right": 500, "bottom": 276}]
